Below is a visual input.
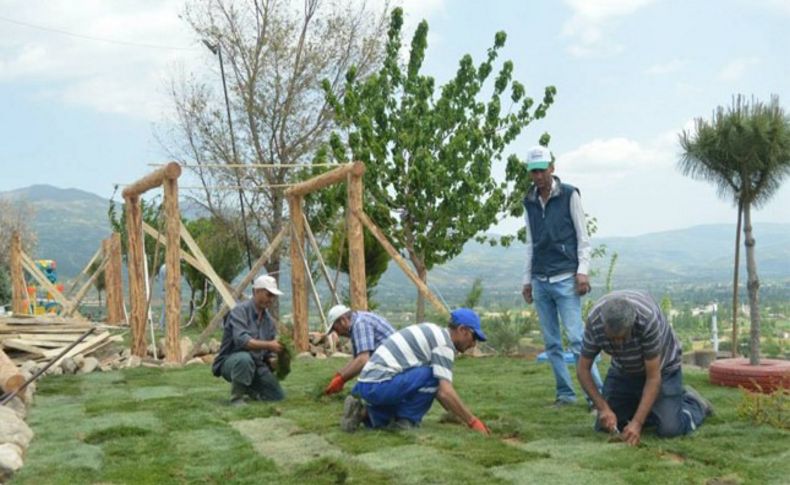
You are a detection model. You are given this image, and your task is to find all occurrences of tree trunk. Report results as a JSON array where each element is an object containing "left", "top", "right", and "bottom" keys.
[
  {"left": 743, "top": 202, "right": 761, "bottom": 365},
  {"left": 731, "top": 200, "right": 742, "bottom": 357},
  {"left": 415, "top": 262, "right": 427, "bottom": 323}
]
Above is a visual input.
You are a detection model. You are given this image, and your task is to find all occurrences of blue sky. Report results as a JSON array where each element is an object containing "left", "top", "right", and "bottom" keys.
[{"left": 1, "top": 0, "right": 788, "bottom": 237}]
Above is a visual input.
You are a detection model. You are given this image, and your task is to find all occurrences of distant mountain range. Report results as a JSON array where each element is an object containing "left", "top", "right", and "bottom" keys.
[{"left": 2, "top": 185, "right": 789, "bottom": 307}]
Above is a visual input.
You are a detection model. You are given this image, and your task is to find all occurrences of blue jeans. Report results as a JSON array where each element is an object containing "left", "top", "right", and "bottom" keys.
[
  {"left": 532, "top": 277, "right": 603, "bottom": 403},
  {"left": 352, "top": 367, "right": 438, "bottom": 428},
  {"left": 597, "top": 366, "right": 706, "bottom": 437}
]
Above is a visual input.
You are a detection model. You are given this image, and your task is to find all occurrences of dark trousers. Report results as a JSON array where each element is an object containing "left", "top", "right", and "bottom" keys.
[
  {"left": 596, "top": 366, "right": 705, "bottom": 437},
  {"left": 353, "top": 367, "right": 438, "bottom": 428},
  {"left": 220, "top": 351, "right": 284, "bottom": 401}
]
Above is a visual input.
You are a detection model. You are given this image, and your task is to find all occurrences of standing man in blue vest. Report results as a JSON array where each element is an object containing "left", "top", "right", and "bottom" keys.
[{"left": 521, "top": 145, "right": 603, "bottom": 407}]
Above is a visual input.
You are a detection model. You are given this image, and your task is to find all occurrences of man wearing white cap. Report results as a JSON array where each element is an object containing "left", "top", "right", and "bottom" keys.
[
  {"left": 212, "top": 275, "right": 285, "bottom": 405},
  {"left": 322, "top": 304, "right": 395, "bottom": 395},
  {"left": 521, "top": 145, "right": 603, "bottom": 408}
]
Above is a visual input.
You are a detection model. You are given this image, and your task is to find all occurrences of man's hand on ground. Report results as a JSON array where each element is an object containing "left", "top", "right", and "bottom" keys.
[
  {"left": 522, "top": 284, "right": 533, "bottom": 304},
  {"left": 324, "top": 373, "right": 345, "bottom": 395},
  {"left": 622, "top": 421, "right": 642, "bottom": 446},
  {"left": 575, "top": 274, "right": 591, "bottom": 296},
  {"left": 468, "top": 417, "right": 491, "bottom": 436},
  {"left": 598, "top": 407, "right": 618, "bottom": 432}
]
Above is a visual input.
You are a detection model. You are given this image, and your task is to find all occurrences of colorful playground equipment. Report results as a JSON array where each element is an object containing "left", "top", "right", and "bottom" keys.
[{"left": 26, "top": 259, "right": 64, "bottom": 315}]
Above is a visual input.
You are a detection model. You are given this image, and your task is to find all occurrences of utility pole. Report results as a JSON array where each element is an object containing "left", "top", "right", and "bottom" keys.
[{"left": 203, "top": 39, "right": 253, "bottom": 270}]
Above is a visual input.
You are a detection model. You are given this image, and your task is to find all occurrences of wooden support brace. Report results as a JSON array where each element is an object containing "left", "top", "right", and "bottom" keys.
[
  {"left": 63, "top": 256, "right": 109, "bottom": 317},
  {"left": 20, "top": 252, "right": 73, "bottom": 312},
  {"left": 66, "top": 245, "right": 103, "bottom": 298},
  {"left": 184, "top": 225, "right": 288, "bottom": 362},
  {"left": 354, "top": 210, "right": 449, "bottom": 316},
  {"left": 179, "top": 222, "right": 236, "bottom": 309},
  {"left": 303, "top": 213, "right": 339, "bottom": 305}
]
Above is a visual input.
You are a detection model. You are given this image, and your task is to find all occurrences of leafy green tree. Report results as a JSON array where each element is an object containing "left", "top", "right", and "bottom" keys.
[
  {"left": 182, "top": 217, "right": 246, "bottom": 327},
  {"left": 108, "top": 194, "right": 165, "bottom": 276},
  {"left": 679, "top": 95, "right": 790, "bottom": 364},
  {"left": 661, "top": 294, "right": 673, "bottom": 327},
  {"left": 322, "top": 8, "right": 556, "bottom": 320}
]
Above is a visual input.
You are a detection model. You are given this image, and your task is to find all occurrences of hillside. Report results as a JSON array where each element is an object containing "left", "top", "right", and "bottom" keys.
[{"left": 2, "top": 185, "right": 789, "bottom": 307}]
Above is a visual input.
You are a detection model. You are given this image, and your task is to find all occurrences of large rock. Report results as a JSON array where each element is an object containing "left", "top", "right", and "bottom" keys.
[
  {"left": 200, "top": 354, "right": 215, "bottom": 365},
  {"left": 72, "top": 354, "right": 85, "bottom": 367},
  {"left": 185, "top": 357, "right": 204, "bottom": 366},
  {"left": 330, "top": 352, "right": 352, "bottom": 359},
  {"left": 0, "top": 407, "right": 34, "bottom": 449},
  {"left": 79, "top": 357, "right": 100, "bottom": 374},
  {"left": 20, "top": 360, "right": 37, "bottom": 375},
  {"left": 60, "top": 357, "right": 78, "bottom": 374},
  {"left": 180, "top": 337, "right": 194, "bottom": 359},
  {"left": 125, "top": 355, "right": 142, "bottom": 368},
  {"left": 0, "top": 443, "right": 24, "bottom": 482},
  {"left": 296, "top": 352, "right": 314, "bottom": 360},
  {"left": 208, "top": 338, "right": 221, "bottom": 354}
]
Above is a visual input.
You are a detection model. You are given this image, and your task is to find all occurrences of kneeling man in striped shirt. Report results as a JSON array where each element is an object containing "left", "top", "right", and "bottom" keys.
[
  {"left": 341, "top": 308, "right": 490, "bottom": 435},
  {"left": 577, "top": 290, "right": 713, "bottom": 446}
]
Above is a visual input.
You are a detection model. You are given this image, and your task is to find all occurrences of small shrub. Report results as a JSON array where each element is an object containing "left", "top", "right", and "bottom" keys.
[
  {"left": 736, "top": 385, "right": 789, "bottom": 430},
  {"left": 483, "top": 311, "right": 532, "bottom": 355}
]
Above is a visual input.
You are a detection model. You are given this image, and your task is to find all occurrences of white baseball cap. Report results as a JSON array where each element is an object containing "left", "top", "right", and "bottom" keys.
[
  {"left": 326, "top": 304, "right": 351, "bottom": 331},
  {"left": 252, "top": 275, "right": 283, "bottom": 296},
  {"left": 526, "top": 145, "right": 553, "bottom": 171}
]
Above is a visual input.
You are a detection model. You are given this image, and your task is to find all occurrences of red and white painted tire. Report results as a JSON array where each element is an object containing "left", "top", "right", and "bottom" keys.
[{"left": 709, "top": 358, "right": 790, "bottom": 393}]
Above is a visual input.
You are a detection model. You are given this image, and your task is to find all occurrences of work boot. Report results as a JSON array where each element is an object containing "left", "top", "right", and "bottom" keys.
[
  {"left": 230, "top": 382, "right": 249, "bottom": 407},
  {"left": 340, "top": 395, "right": 366, "bottom": 432},
  {"left": 684, "top": 385, "right": 714, "bottom": 417}
]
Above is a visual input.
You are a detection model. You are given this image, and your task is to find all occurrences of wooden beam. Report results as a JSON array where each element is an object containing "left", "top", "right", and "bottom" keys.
[
  {"left": 184, "top": 225, "right": 287, "bottom": 362},
  {"left": 104, "top": 233, "right": 125, "bottom": 324},
  {"left": 347, "top": 174, "right": 368, "bottom": 311},
  {"left": 285, "top": 162, "right": 364, "bottom": 198},
  {"left": 121, "top": 162, "right": 182, "bottom": 198},
  {"left": 289, "top": 197, "right": 309, "bottom": 352},
  {"left": 125, "top": 195, "right": 147, "bottom": 357},
  {"left": 163, "top": 177, "right": 182, "bottom": 364},
  {"left": 10, "top": 232, "right": 28, "bottom": 315},
  {"left": 0, "top": 348, "right": 25, "bottom": 395},
  {"left": 179, "top": 222, "right": 236, "bottom": 309},
  {"left": 63, "top": 256, "right": 108, "bottom": 317},
  {"left": 355, "top": 210, "right": 449, "bottom": 316}
]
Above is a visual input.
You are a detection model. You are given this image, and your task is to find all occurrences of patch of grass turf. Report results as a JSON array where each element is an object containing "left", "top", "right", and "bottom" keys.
[{"left": 14, "top": 356, "right": 790, "bottom": 484}]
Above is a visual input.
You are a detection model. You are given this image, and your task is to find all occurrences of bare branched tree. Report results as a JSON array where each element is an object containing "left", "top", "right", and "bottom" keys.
[{"left": 161, "top": 0, "right": 390, "bottom": 312}]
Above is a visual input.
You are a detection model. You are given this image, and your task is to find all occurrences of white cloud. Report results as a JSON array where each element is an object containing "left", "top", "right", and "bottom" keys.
[
  {"left": 718, "top": 57, "right": 760, "bottom": 82},
  {"left": 562, "top": 0, "right": 656, "bottom": 57},
  {"left": 646, "top": 59, "right": 686, "bottom": 75},
  {"left": 0, "top": 1, "right": 205, "bottom": 119},
  {"left": 559, "top": 137, "right": 664, "bottom": 176}
]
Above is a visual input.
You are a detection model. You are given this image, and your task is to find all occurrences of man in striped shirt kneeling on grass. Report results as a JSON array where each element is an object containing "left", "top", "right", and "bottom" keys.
[
  {"left": 340, "top": 308, "right": 490, "bottom": 435},
  {"left": 577, "top": 290, "right": 713, "bottom": 446}
]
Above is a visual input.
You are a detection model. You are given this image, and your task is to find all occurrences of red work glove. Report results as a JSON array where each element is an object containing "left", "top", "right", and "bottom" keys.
[
  {"left": 468, "top": 417, "right": 491, "bottom": 435},
  {"left": 324, "top": 373, "right": 346, "bottom": 395}
]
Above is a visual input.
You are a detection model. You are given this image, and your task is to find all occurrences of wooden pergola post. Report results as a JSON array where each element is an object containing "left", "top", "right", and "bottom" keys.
[
  {"left": 288, "top": 197, "right": 309, "bottom": 352},
  {"left": 123, "top": 195, "right": 147, "bottom": 356},
  {"left": 347, "top": 171, "right": 367, "bottom": 311},
  {"left": 10, "top": 231, "right": 28, "bottom": 315},
  {"left": 284, "top": 162, "right": 366, "bottom": 352},
  {"left": 103, "top": 233, "right": 125, "bottom": 324},
  {"left": 122, "top": 162, "right": 182, "bottom": 359},
  {"left": 163, "top": 177, "right": 182, "bottom": 363}
]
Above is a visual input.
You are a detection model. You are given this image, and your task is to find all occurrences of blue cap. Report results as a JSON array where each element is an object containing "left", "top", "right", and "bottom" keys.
[{"left": 450, "top": 308, "right": 487, "bottom": 342}]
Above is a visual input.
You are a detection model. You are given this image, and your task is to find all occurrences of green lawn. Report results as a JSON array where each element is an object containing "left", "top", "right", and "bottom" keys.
[{"left": 12, "top": 357, "right": 790, "bottom": 484}]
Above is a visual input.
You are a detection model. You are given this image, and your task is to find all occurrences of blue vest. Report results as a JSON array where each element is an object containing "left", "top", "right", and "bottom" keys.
[{"left": 523, "top": 181, "right": 580, "bottom": 278}]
